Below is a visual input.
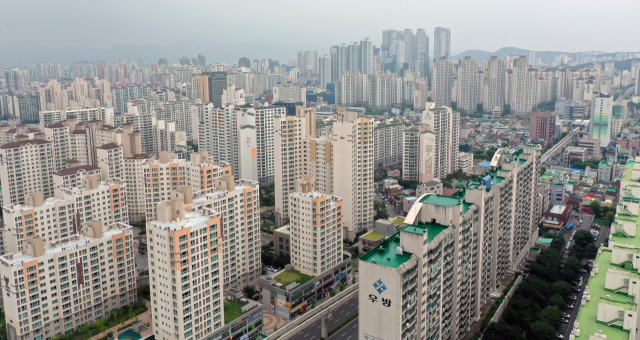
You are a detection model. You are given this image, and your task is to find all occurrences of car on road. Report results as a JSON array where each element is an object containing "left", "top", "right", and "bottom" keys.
[
  {"left": 557, "top": 333, "right": 565, "bottom": 339},
  {"left": 562, "top": 313, "right": 571, "bottom": 318},
  {"left": 561, "top": 318, "right": 570, "bottom": 323}
]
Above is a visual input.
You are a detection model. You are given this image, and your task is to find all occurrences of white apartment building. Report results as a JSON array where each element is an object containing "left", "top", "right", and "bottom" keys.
[
  {"left": 39, "top": 107, "right": 115, "bottom": 129},
  {"left": 96, "top": 143, "right": 124, "bottom": 180},
  {"left": 124, "top": 152, "right": 155, "bottom": 222},
  {"left": 0, "top": 138, "right": 54, "bottom": 205},
  {"left": 2, "top": 176, "right": 127, "bottom": 254},
  {"left": 402, "top": 127, "right": 420, "bottom": 181},
  {"left": 482, "top": 56, "right": 506, "bottom": 113},
  {"left": 359, "top": 146, "right": 541, "bottom": 340},
  {"left": 420, "top": 106, "right": 460, "bottom": 181},
  {"left": 53, "top": 165, "right": 101, "bottom": 192},
  {"left": 289, "top": 192, "right": 343, "bottom": 276},
  {"left": 0, "top": 221, "right": 136, "bottom": 340},
  {"left": 432, "top": 58, "right": 453, "bottom": 108},
  {"left": 154, "top": 120, "right": 187, "bottom": 157},
  {"left": 275, "top": 107, "right": 373, "bottom": 239},
  {"left": 273, "top": 84, "right": 306, "bottom": 105},
  {"left": 148, "top": 200, "right": 225, "bottom": 340},
  {"left": 143, "top": 151, "right": 231, "bottom": 222},
  {"left": 458, "top": 152, "right": 473, "bottom": 173},
  {"left": 456, "top": 57, "right": 479, "bottom": 114},
  {"left": 179, "top": 177, "right": 262, "bottom": 289},
  {"left": 374, "top": 120, "right": 404, "bottom": 170},
  {"left": 590, "top": 91, "right": 613, "bottom": 147}
]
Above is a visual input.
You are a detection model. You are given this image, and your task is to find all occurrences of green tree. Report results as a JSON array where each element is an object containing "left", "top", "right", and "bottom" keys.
[
  {"left": 550, "top": 236, "right": 565, "bottom": 250},
  {"left": 529, "top": 321, "right": 556, "bottom": 340},
  {"left": 540, "top": 166, "right": 547, "bottom": 176},
  {"left": 549, "top": 295, "right": 566, "bottom": 309},
  {"left": 606, "top": 211, "right": 616, "bottom": 226},
  {"left": 243, "top": 286, "right": 259, "bottom": 299},
  {"left": 484, "top": 321, "right": 526, "bottom": 340},
  {"left": 538, "top": 306, "right": 562, "bottom": 328},
  {"left": 570, "top": 230, "right": 598, "bottom": 260},
  {"left": 590, "top": 201, "right": 602, "bottom": 218},
  {"left": 551, "top": 281, "right": 572, "bottom": 298},
  {"left": 374, "top": 200, "right": 390, "bottom": 219}
]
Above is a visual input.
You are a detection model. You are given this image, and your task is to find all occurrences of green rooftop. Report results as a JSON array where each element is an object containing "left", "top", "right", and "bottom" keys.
[
  {"left": 360, "top": 233, "right": 414, "bottom": 268},
  {"left": 611, "top": 213, "right": 640, "bottom": 248},
  {"left": 273, "top": 269, "right": 315, "bottom": 287},
  {"left": 224, "top": 300, "right": 246, "bottom": 325},
  {"left": 622, "top": 160, "right": 636, "bottom": 182},
  {"left": 575, "top": 249, "right": 635, "bottom": 339},
  {"left": 403, "top": 221, "right": 449, "bottom": 243},
  {"left": 393, "top": 217, "right": 405, "bottom": 226},
  {"left": 361, "top": 231, "right": 386, "bottom": 241},
  {"left": 419, "top": 194, "right": 461, "bottom": 207}
]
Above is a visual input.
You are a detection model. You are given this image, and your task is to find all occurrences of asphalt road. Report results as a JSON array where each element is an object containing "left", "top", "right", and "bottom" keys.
[
  {"left": 374, "top": 193, "right": 399, "bottom": 218},
  {"left": 134, "top": 251, "right": 149, "bottom": 272},
  {"left": 287, "top": 295, "right": 359, "bottom": 340},
  {"left": 561, "top": 216, "right": 609, "bottom": 338},
  {"left": 261, "top": 231, "right": 274, "bottom": 245}
]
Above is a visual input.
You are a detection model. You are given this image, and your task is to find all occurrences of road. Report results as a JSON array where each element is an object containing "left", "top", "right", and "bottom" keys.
[
  {"left": 134, "top": 251, "right": 149, "bottom": 273},
  {"left": 374, "top": 193, "right": 399, "bottom": 218},
  {"left": 560, "top": 215, "right": 609, "bottom": 339},
  {"left": 287, "top": 295, "right": 359, "bottom": 340},
  {"left": 261, "top": 231, "right": 274, "bottom": 245},
  {"left": 616, "top": 86, "right": 635, "bottom": 102}
]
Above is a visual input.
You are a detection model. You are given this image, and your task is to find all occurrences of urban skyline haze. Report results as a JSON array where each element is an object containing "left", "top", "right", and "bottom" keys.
[{"left": 1, "top": 0, "right": 639, "bottom": 66}]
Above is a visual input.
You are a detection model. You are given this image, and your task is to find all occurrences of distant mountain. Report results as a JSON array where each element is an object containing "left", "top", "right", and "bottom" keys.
[{"left": 451, "top": 47, "right": 577, "bottom": 63}]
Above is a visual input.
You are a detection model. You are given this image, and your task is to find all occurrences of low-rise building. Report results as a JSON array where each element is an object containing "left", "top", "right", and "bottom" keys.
[
  {"left": 541, "top": 205, "right": 572, "bottom": 229},
  {"left": 274, "top": 226, "right": 291, "bottom": 257}
]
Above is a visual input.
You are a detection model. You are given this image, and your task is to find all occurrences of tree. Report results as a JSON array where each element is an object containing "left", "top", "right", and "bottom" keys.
[
  {"left": 484, "top": 321, "right": 526, "bottom": 340},
  {"left": 540, "top": 166, "right": 547, "bottom": 176},
  {"left": 549, "top": 295, "right": 566, "bottom": 310},
  {"left": 538, "top": 306, "right": 562, "bottom": 328},
  {"left": 550, "top": 236, "right": 565, "bottom": 250},
  {"left": 529, "top": 321, "right": 556, "bottom": 340},
  {"left": 561, "top": 131, "right": 569, "bottom": 139},
  {"left": 606, "top": 211, "right": 616, "bottom": 226},
  {"left": 571, "top": 230, "right": 598, "bottom": 260},
  {"left": 551, "top": 281, "right": 572, "bottom": 299},
  {"left": 374, "top": 200, "right": 390, "bottom": 219},
  {"left": 486, "top": 149, "right": 496, "bottom": 159},
  {"left": 590, "top": 201, "right": 602, "bottom": 218},
  {"left": 243, "top": 286, "right": 259, "bottom": 299}
]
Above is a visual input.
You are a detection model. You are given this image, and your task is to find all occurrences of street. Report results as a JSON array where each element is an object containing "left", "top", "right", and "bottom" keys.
[
  {"left": 261, "top": 231, "right": 274, "bottom": 245},
  {"left": 374, "top": 193, "right": 399, "bottom": 218},
  {"left": 560, "top": 214, "right": 609, "bottom": 339},
  {"left": 134, "top": 251, "right": 149, "bottom": 272},
  {"left": 287, "top": 295, "right": 359, "bottom": 340}
]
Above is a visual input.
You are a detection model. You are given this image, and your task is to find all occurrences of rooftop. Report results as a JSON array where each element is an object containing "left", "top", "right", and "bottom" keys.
[
  {"left": 419, "top": 194, "right": 462, "bottom": 207},
  {"left": 575, "top": 248, "right": 635, "bottom": 340},
  {"left": 273, "top": 269, "right": 314, "bottom": 287},
  {"left": 403, "top": 221, "right": 449, "bottom": 243},
  {"left": 361, "top": 231, "right": 386, "bottom": 241},
  {"left": 360, "top": 233, "right": 414, "bottom": 268},
  {"left": 223, "top": 300, "right": 246, "bottom": 325},
  {"left": 54, "top": 165, "right": 101, "bottom": 176}
]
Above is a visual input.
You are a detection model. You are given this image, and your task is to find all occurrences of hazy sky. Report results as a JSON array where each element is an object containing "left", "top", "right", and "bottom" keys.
[{"left": 1, "top": 0, "right": 639, "bottom": 66}]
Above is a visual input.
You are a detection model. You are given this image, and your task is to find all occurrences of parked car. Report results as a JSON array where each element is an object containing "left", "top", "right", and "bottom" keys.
[
  {"left": 562, "top": 313, "right": 571, "bottom": 318},
  {"left": 567, "top": 304, "right": 575, "bottom": 309},
  {"left": 561, "top": 318, "right": 570, "bottom": 323}
]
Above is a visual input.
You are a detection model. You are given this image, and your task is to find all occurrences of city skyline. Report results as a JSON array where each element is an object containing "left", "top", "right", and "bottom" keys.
[{"left": 2, "top": 0, "right": 640, "bottom": 66}]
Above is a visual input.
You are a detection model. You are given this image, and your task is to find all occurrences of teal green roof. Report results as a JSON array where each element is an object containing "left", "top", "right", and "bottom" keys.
[
  {"left": 463, "top": 202, "right": 473, "bottom": 215},
  {"left": 419, "top": 194, "right": 461, "bottom": 207},
  {"left": 536, "top": 237, "right": 553, "bottom": 246},
  {"left": 360, "top": 233, "right": 414, "bottom": 268},
  {"left": 403, "top": 222, "right": 449, "bottom": 243}
]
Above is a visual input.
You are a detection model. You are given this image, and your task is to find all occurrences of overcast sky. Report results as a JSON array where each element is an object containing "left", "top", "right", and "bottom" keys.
[{"left": 1, "top": 0, "right": 639, "bottom": 67}]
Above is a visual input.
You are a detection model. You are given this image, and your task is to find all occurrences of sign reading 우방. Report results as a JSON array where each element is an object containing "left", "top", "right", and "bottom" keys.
[{"left": 368, "top": 279, "right": 392, "bottom": 307}]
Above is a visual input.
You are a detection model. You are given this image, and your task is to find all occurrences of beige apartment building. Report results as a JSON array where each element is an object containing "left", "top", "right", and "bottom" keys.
[
  {"left": 0, "top": 138, "right": 54, "bottom": 206},
  {"left": 148, "top": 200, "right": 225, "bottom": 340},
  {"left": 143, "top": 151, "right": 231, "bottom": 222},
  {"left": 0, "top": 221, "right": 136, "bottom": 340},
  {"left": 289, "top": 192, "right": 343, "bottom": 276},
  {"left": 275, "top": 107, "right": 373, "bottom": 239},
  {"left": 171, "top": 176, "right": 261, "bottom": 289},
  {"left": 3, "top": 176, "right": 127, "bottom": 254}
]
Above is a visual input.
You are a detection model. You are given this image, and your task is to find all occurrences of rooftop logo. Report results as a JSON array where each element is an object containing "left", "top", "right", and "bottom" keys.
[{"left": 373, "top": 279, "right": 387, "bottom": 294}]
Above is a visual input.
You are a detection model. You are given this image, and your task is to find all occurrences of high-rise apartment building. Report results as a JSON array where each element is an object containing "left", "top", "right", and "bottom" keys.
[
  {"left": 432, "top": 58, "right": 453, "bottom": 108},
  {"left": 415, "top": 28, "right": 429, "bottom": 77},
  {"left": 274, "top": 107, "right": 373, "bottom": 239},
  {"left": 509, "top": 56, "right": 531, "bottom": 114},
  {"left": 458, "top": 152, "right": 473, "bottom": 172},
  {"left": 456, "top": 57, "right": 479, "bottom": 113},
  {"left": 143, "top": 151, "right": 230, "bottom": 222},
  {"left": 403, "top": 106, "right": 460, "bottom": 183},
  {"left": 359, "top": 146, "right": 541, "bottom": 340},
  {"left": 147, "top": 200, "right": 225, "bottom": 340},
  {"left": 360, "top": 38, "right": 374, "bottom": 75},
  {"left": 5, "top": 68, "right": 29, "bottom": 94},
  {"left": 0, "top": 221, "right": 136, "bottom": 340},
  {"left": 529, "top": 111, "right": 556, "bottom": 146},
  {"left": 590, "top": 91, "right": 613, "bottom": 147},
  {"left": 434, "top": 27, "right": 451, "bottom": 60},
  {"left": 289, "top": 192, "right": 343, "bottom": 276},
  {"left": 185, "top": 177, "right": 262, "bottom": 289},
  {"left": 483, "top": 56, "right": 506, "bottom": 113},
  {"left": 319, "top": 55, "right": 331, "bottom": 87},
  {"left": 201, "top": 71, "right": 228, "bottom": 108},
  {"left": 273, "top": 84, "right": 306, "bottom": 105},
  {"left": 0, "top": 137, "right": 54, "bottom": 205},
  {"left": 374, "top": 120, "right": 404, "bottom": 170},
  {"left": 238, "top": 57, "right": 251, "bottom": 68}
]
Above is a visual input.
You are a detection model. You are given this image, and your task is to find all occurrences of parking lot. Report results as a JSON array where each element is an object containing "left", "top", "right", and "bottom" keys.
[{"left": 559, "top": 214, "right": 610, "bottom": 339}]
